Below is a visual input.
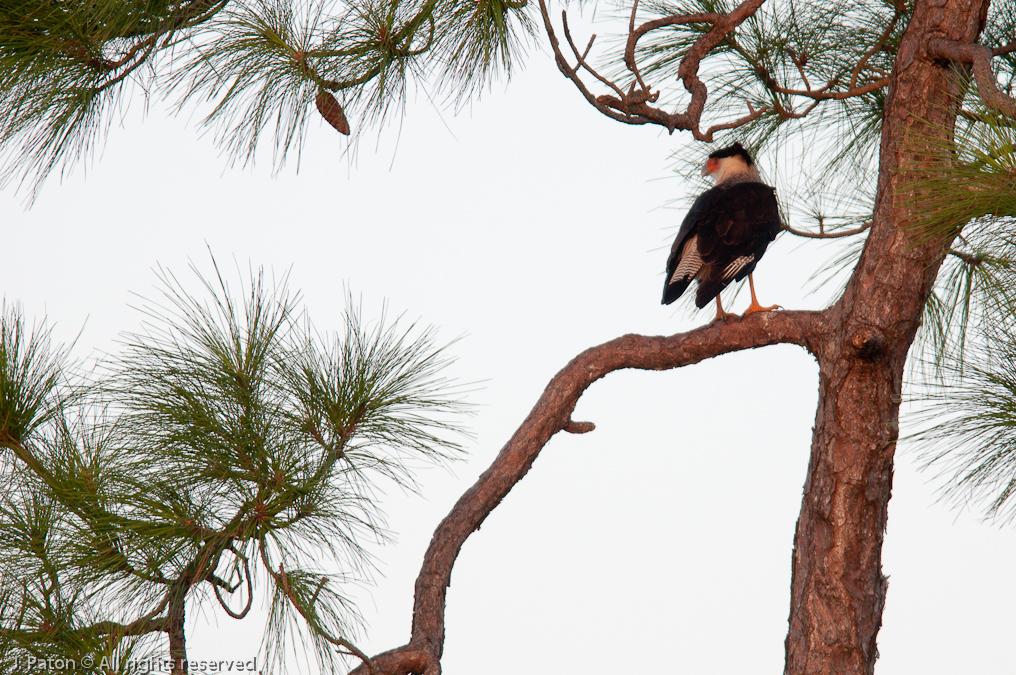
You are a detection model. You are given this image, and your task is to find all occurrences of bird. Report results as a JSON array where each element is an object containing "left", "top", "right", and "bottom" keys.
[{"left": 661, "top": 142, "right": 782, "bottom": 322}]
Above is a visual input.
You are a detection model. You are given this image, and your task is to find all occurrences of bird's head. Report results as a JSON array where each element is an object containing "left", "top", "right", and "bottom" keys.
[{"left": 702, "top": 142, "right": 761, "bottom": 183}]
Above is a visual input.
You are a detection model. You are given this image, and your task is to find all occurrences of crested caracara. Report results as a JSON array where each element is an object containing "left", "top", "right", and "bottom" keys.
[{"left": 661, "top": 143, "right": 782, "bottom": 321}]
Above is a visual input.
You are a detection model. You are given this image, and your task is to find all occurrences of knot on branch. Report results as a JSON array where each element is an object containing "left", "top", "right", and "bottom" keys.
[
  {"left": 564, "top": 420, "right": 595, "bottom": 434},
  {"left": 292, "top": 50, "right": 313, "bottom": 78},
  {"left": 849, "top": 328, "right": 886, "bottom": 361}
]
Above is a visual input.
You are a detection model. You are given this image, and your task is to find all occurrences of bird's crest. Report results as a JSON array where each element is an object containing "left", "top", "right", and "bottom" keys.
[{"left": 708, "top": 142, "right": 754, "bottom": 166}]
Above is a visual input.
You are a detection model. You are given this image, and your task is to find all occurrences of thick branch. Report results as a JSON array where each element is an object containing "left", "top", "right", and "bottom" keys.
[
  {"left": 351, "top": 311, "right": 825, "bottom": 675},
  {"left": 928, "top": 37, "right": 1016, "bottom": 118}
]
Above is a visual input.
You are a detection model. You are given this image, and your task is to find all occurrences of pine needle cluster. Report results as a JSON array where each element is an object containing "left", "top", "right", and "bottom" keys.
[
  {"left": 0, "top": 261, "right": 470, "bottom": 673},
  {"left": 0, "top": 0, "right": 537, "bottom": 198}
]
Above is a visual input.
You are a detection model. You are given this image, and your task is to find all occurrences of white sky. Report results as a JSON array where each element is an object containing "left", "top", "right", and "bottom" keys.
[{"left": 2, "top": 29, "right": 1015, "bottom": 675}]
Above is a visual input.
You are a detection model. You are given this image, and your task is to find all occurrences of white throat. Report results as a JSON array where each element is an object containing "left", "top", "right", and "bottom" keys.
[{"left": 709, "top": 156, "right": 761, "bottom": 184}]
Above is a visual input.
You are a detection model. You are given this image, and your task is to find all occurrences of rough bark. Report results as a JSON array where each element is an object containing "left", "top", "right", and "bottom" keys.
[
  {"left": 783, "top": 1, "right": 990, "bottom": 673},
  {"left": 168, "top": 595, "right": 188, "bottom": 674}
]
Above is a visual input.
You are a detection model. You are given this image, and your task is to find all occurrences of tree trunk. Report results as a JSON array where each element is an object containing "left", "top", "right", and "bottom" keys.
[
  {"left": 783, "top": 1, "right": 990, "bottom": 673},
  {"left": 168, "top": 594, "right": 188, "bottom": 674}
]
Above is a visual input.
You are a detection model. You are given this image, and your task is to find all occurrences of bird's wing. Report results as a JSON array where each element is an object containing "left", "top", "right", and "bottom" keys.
[
  {"left": 693, "top": 182, "right": 781, "bottom": 307},
  {"left": 661, "top": 194, "right": 710, "bottom": 305}
]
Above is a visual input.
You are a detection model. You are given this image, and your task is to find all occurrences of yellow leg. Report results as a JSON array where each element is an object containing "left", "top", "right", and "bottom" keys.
[
  {"left": 712, "top": 295, "right": 738, "bottom": 322},
  {"left": 742, "top": 274, "right": 780, "bottom": 316}
]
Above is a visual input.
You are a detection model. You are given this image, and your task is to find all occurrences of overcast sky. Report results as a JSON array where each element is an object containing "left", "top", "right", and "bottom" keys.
[{"left": 2, "top": 30, "right": 1015, "bottom": 675}]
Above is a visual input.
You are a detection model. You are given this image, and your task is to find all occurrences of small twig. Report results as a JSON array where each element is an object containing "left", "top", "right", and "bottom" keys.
[
  {"left": 762, "top": 75, "right": 890, "bottom": 102},
  {"left": 538, "top": 0, "right": 642, "bottom": 126},
  {"left": 323, "top": 65, "right": 384, "bottom": 92},
  {"left": 401, "top": 15, "right": 436, "bottom": 56},
  {"left": 562, "top": 11, "right": 627, "bottom": 99},
  {"left": 787, "top": 48, "right": 812, "bottom": 90},
  {"left": 948, "top": 248, "right": 985, "bottom": 267},
  {"left": 625, "top": 0, "right": 650, "bottom": 91},
  {"left": 94, "top": 40, "right": 158, "bottom": 93},
  {"left": 959, "top": 108, "right": 1016, "bottom": 126},
  {"left": 268, "top": 560, "right": 376, "bottom": 675},
  {"left": 537, "top": 0, "right": 769, "bottom": 137},
  {"left": 700, "top": 105, "right": 771, "bottom": 141}
]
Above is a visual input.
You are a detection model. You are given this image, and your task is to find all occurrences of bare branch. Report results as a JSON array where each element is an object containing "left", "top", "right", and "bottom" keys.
[
  {"left": 348, "top": 311, "right": 826, "bottom": 675},
  {"left": 538, "top": 0, "right": 769, "bottom": 138},
  {"left": 994, "top": 40, "right": 1016, "bottom": 57},
  {"left": 783, "top": 221, "right": 873, "bottom": 239},
  {"left": 787, "top": 48, "right": 812, "bottom": 90},
  {"left": 948, "top": 248, "right": 985, "bottom": 267},
  {"left": 758, "top": 72, "right": 890, "bottom": 102},
  {"left": 928, "top": 38, "right": 1016, "bottom": 118},
  {"left": 562, "top": 12, "right": 626, "bottom": 100},
  {"left": 211, "top": 555, "right": 253, "bottom": 619}
]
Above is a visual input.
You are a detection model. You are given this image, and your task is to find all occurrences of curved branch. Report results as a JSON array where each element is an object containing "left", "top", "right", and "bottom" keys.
[
  {"left": 212, "top": 554, "right": 253, "bottom": 619},
  {"left": 928, "top": 38, "right": 1016, "bottom": 118},
  {"left": 349, "top": 645, "right": 437, "bottom": 675},
  {"left": 351, "top": 311, "right": 826, "bottom": 674},
  {"left": 677, "top": 0, "right": 768, "bottom": 140}
]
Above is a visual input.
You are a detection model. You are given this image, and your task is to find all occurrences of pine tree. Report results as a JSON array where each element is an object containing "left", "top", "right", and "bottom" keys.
[
  {"left": 0, "top": 262, "right": 469, "bottom": 674},
  {"left": 3, "top": 1, "right": 1016, "bottom": 674}
]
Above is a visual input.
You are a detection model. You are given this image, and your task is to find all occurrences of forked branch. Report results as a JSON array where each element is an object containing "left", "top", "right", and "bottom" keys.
[
  {"left": 538, "top": 0, "right": 771, "bottom": 138},
  {"left": 538, "top": 0, "right": 898, "bottom": 140},
  {"left": 349, "top": 309, "right": 826, "bottom": 675}
]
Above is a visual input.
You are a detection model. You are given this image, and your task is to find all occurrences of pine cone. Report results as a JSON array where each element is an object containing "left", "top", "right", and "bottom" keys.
[{"left": 315, "top": 89, "right": 350, "bottom": 136}]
